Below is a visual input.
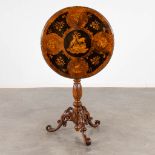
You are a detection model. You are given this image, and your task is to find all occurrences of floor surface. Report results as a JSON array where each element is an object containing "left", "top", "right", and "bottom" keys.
[{"left": 0, "top": 88, "right": 155, "bottom": 155}]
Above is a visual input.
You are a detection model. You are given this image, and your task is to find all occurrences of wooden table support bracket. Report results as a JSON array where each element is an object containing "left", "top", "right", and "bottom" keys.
[{"left": 46, "top": 79, "right": 100, "bottom": 145}]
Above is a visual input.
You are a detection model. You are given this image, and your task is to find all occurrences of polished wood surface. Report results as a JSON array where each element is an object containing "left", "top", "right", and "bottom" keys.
[
  {"left": 41, "top": 6, "right": 114, "bottom": 145},
  {"left": 46, "top": 79, "right": 100, "bottom": 145},
  {"left": 41, "top": 6, "right": 114, "bottom": 79}
]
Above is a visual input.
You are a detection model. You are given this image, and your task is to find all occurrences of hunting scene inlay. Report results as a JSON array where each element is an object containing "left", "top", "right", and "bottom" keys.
[{"left": 64, "top": 30, "right": 91, "bottom": 57}]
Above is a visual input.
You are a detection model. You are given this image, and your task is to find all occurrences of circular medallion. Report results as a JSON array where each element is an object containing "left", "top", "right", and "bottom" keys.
[
  {"left": 67, "top": 58, "right": 89, "bottom": 78},
  {"left": 64, "top": 30, "right": 91, "bottom": 57},
  {"left": 41, "top": 6, "right": 114, "bottom": 79}
]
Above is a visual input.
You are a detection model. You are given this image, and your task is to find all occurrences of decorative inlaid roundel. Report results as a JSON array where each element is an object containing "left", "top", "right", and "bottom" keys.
[
  {"left": 41, "top": 6, "right": 114, "bottom": 79},
  {"left": 64, "top": 30, "right": 91, "bottom": 57}
]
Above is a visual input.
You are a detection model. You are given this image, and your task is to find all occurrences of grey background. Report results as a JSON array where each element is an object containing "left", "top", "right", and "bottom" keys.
[{"left": 0, "top": 88, "right": 155, "bottom": 155}]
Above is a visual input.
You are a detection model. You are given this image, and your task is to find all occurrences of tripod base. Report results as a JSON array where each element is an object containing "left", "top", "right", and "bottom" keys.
[
  {"left": 46, "top": 79, "right": 100, "bottom": 145},
  {"left": 46, "top": 105, "right": 100, "bottom": 145}
]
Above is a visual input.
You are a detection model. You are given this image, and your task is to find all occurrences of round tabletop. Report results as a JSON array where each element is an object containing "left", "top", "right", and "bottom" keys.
[{"left": 41, "top": 6, "right": 114, "bottom": 79}]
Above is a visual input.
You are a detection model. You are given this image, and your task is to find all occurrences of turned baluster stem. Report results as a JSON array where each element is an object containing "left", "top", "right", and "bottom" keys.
[
  {"left": 73, "top": 79, "right": 82, "bottom": 126},
  {"left": 73, "top": 79, "right": 82, "bottom": 107}
]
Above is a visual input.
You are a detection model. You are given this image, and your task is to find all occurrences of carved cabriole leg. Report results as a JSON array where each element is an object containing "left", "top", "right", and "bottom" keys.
[
  {"left": 81, "top": 106, "right": 100, "bottom": 128},
  {"left": 46, "top": 79, "right": 100, "bottom": 146},
  {"left": 46, "top": 107, "right": 73, "bottom": 132}
]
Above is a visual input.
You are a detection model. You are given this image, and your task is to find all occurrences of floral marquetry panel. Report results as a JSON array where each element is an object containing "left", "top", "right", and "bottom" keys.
[{"left": 41, "top": 6, "right": 114, "bottom": 79}]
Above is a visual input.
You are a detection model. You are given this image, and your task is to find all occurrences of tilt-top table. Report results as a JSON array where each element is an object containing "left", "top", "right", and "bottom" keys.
[{"left": 41, "top": 6, "right": 114, "bottom": 145}]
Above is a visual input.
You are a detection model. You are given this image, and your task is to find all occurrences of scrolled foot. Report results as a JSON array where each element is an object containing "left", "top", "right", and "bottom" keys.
[
  {"left": 82, "top": 132, "right": 91, "bottom": 146},
  {"left": 46, "top": 107, "right": 73, "bottom": 133},
  {"left": 88, "top": 119, "right": 100, "bottom": 128},
  {"left": 46, "top": 120, "right": 63, "bottom": 132}
]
